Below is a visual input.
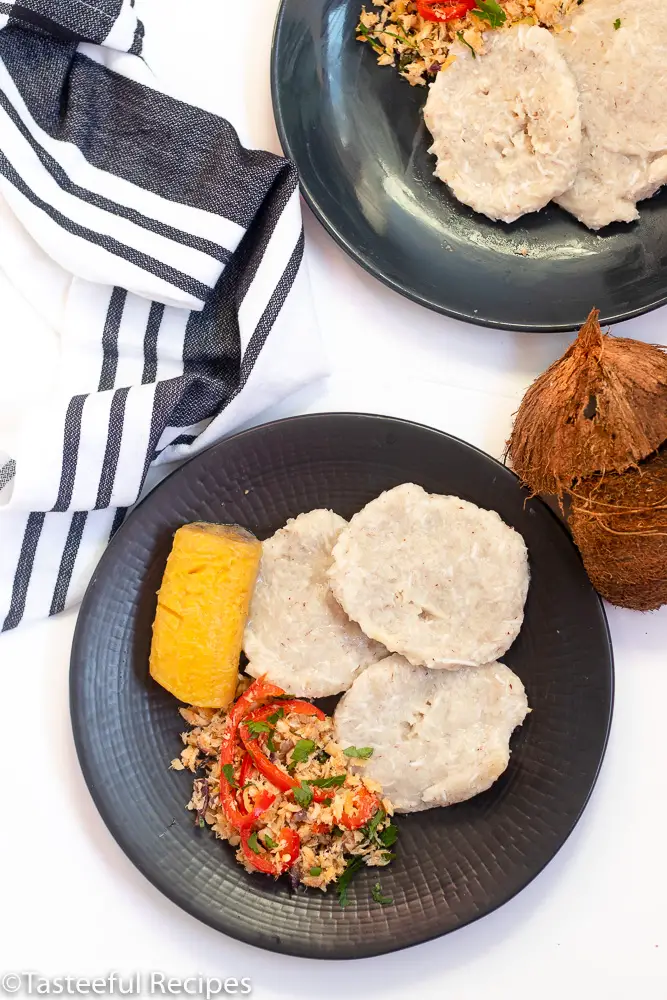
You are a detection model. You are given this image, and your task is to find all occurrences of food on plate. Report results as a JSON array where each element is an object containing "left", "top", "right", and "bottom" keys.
[
  {"left": 507, "top": 308, "right": 667, "bottom": 611},
  {"left": 423, "top": 25, "right": 581, "bottom": 223},
  {"left": 172, "top": 675, "right": 397, "bottom": 896},
  {"left": 328, "top": 483, "right": 529, "bottom": 668},
  {"left": 357, "top": 0, "right": 571, "bottom": 88},
  {"left": 334, "top": 655, "right": 529, "bottom": 812},
  {"left": 555, "top": 0, "right": 667, "bottom": 230},
  {"left": 358, "top": 0, "right": 667, "bottom": 230},
  {"left": 150, "top": 522, "right": 261, "bottom": 708},
  {"left": 244, "top": 510, "right": 387, "bottom": 698}
]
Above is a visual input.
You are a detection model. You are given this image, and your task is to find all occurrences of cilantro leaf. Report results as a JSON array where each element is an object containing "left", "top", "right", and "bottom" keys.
[
  {"left": 310, "top": 774, "right": 347, "bottom": 788},
  {"left": 293, "top": 782, "right": 313, "bottom": 808},
  {"left": 361, "top": 807, "right": 386, "bottom": 843},
  {"left": 246, "top": 832, "right": 261, "bottom": 855},
  {"left": 381, "top": 851, "right": 397, "bottom": 862},
  {"left": 343, "top": 746, "right": 374, "bottom": 759},
  {"left": 221, "top": 763, "right": 238, "bottom": 788},
  {"left": 245, "top": 720, "right": 271, "bottom": 737},
  {"left": 322, "top": 797, "right": 333, "bottom": 806},
  {"left": 613, "top": 17, "right": 621, "bottom": 29},
  {"left": 266, "top": 729, "right": 278, "bottom": 754},
  {"left": 315, "top": 749, "right": 330, "bottom": 764},
  {"left": 267, "top": 708, "right": 285, "bottom": 725},
  {"left": 336, "top": 856, "right": 365, "bottom": 908},
  {"left": 309, "top": 866, "right": 322, "bottom": 877},
  {"left": 289, "top": 739, "right": 316, "bottom": 769},
  {"left": 371, "top": 882, "right": 393, "bottom": 906},
  {"left": 198, "top": 817, "right": 206, "bottom": 829},
  {"left": 379, "top": 824, "right": 398, "bottom": 848},
  {"left": 263, "top": 834, "right": 277, "bottom": 849},
  {"left": 471, "top": 0, "right": 506, "bottom": 29}
]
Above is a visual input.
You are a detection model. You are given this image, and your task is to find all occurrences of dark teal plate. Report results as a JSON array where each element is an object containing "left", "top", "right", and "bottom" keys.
[{"left": 272, "top": 0, "right": 667, "bottom": 332}]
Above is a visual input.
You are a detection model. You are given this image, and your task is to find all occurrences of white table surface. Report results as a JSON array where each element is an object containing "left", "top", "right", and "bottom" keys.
[{"left": 2, "top": 2, "right": 667, "bottom": 997}]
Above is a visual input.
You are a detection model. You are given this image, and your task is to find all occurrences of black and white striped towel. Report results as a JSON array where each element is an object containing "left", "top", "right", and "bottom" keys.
[{"left": 0, "top": 1, "right": 326, "bottom": 631}]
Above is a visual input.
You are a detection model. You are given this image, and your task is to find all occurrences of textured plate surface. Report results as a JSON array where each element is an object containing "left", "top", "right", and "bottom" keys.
[
  {"left": 272, "top": 0, "right": 667, "bottom": 332},
  {"left": 70, "top": 414, "right": 613, "bottom": 959}
]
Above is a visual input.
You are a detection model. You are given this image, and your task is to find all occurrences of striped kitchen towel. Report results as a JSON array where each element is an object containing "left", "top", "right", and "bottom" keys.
[{"left": 0, "top": 0, "right": 326, "bottom": 631}]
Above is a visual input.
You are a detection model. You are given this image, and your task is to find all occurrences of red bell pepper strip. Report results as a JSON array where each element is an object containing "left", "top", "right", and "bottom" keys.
[
  {"left": 241, "top": 827, "right": 300, "bottom": 875},
  {"left": 219, "top": 677, "right": 286, "bottom": 828},
  {"left": 340, "top": 786, "right": 382, "bottom": 830},
  {"left": 239, "top": 706, "right": 332, "bottom": 804},
  {"left": 417, "top": 0, "right": 476, "bottom": 22}
]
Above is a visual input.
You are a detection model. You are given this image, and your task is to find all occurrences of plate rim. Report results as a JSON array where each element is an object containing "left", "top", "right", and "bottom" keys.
[
  {"left": 70, "top": 411, "right": 615, "bottom": 959},
  {"left": 270, "top": 0, "right": 667, "bottom": 334}
]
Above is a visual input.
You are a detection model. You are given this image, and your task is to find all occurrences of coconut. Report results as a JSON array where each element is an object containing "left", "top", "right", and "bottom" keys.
[
  {"left": 569, "top": 449, "right": 667, "bottom": 612},
  {"left": 506, "top": 309, "right": 667, "bottom": 495}
]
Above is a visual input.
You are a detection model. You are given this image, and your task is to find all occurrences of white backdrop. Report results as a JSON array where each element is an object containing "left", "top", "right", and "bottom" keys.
[{"left": 1, "top": 2, "right": 666, "bottom": 997}]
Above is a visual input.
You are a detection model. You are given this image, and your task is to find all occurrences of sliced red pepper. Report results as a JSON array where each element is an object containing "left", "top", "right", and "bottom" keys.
[
  {"left": 238, "top": 752, "right": 256, "bottom": 790},
  {"left": 417, "top": 0, "right": 476, "bottom": 22},
  {"left": 340, "top": 787, "right": 382, "bottom": 830},
  {"left": 310, "top": 822, "right": 332, "bottom": 835},
  {"left": 240, "top": 706, "right": 332, "bottom": 804},
  {"left": 219, "top": 677, "right": 286, "bottom": 828},
  {"left": 241, "top": 826, "right": 300, "bottom": 875}
]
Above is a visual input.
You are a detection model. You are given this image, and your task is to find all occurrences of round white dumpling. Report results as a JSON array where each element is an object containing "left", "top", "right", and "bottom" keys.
[
  {"left": 423, "top": 25, "right": 581, "bottom": 223},
  {"left": 244, "top": 510, "right": 387, "bottom": 698},
  {"left": 328, "top": 483, "right": 529, "bottom": 668},
  {"left": 334, "top": 655, "right": 529, "bottom": 813}
]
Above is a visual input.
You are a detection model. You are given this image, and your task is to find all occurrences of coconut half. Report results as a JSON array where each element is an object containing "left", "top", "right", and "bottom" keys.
[{"left": 506, "top": 309, "right": 667, "bottom": 496}]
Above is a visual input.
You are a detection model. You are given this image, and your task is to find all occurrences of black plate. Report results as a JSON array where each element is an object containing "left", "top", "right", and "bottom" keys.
[
  {"left": 272, "top": 0, "right": 667, "bottom": 332},
  {"left": 70, "top": 414, "right": 613, "bottom": 959}
]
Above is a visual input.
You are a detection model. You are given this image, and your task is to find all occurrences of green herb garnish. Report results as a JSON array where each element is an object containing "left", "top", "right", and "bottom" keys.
[
  {"left": 310, "top": 774, "right": 347, "bottom": 788},
  {"left": 322, "top": 797, "right": 333, "bottom": 806},
  {"left": 309, "top": 867, "right": 322, "bottom": 877},
  {"left": 293, "top": 782, "right": 313, "bottom": 808},
  {"left": 337, "top": 856, "right": 365, "bottom": 908},
  {"left": 263, "top": 834, "right": 277, "bottom": 849},
  {"left": 371, "top": 882, "right": 393, "bottom": 906},
  {"left": 221, "top": 763, "right": 238, "bottom": 788},
  {"left": 457, "top": 30, "right": 477, "bottom": 59},
  {"left": 613, "top": 17, "right": 621, "bottom": 29},
  {"left": 266, "top": 729, "right": 278, "bottom": 754},
  {"left": 343, "top": 746, "right": 374, "bottom": 759},
  {"left": 471, "top": 0, "right": 506, "bottom": 29},
  {"left": 245, "top": 720, "right": 271, "bottom": 738},
  {"left": 198, "top": 817, "right": 206, "bottom": 829},
  {"left": 289, "top": 739, "right": 316, "bottom": 770},
  {"left": 362, "top": 807, "right": 386, "bottom": 843},
  {"left": 246, "top": 832, "right": 261, "bottom": 855},
  {"left": 267, "top": 708, "right": 285, "bottom": 725},
  {"left": 315, "top": 749, "right": 330, "bottom": 764},
  {"left": 379, "top": 823, "right": 398, "bottom": 847},
  {"left": 356, "top": 21, "right": 384, "bottom": 53}
]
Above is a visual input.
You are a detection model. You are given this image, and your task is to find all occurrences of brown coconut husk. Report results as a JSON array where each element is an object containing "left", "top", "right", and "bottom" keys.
[
  {"left": 569, "top": 449, "right": 667, "bottom": 611},
  {"left": 506, "top": 309, "right": 667, "bottom": 495}
]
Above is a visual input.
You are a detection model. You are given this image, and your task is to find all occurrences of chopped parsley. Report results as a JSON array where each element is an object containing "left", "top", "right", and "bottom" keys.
[
  {"left": 343, "top": 746, "right": 374, "bottom": 759},
  {"left": 245, "top": 720, "right": 271, "bottom": 738},
  {"left": 379, "top": 823, "right": 398, "bottom": 848},
  {"left": 613, "top": 17, "right": 621, "bottom": 29},
  {"left": 457, "top": 30, "right": 476, "bottom": 59},
  {"left": 309, "top": 867, "right": 322, "bottom": 877},
  {"left": 246, "top": 832, "right": 261, "bottom": 855},
  {"left": 336, "top": 856, "right": 365, "bottom": 908},
  {"left": 310, "top": 774, "right": 347, "bottom": 788},
  {"left": 289, "top": 739, "right": 316, "bottom": 769},
  {"left": 371, "top": 883, "right": 393, "bottom": 906},
  {"left": 263, "top": 834, "right": 277, "bottom": 850},
  {"left": 293, "top": 781, "right": 313, "bottom": 808},
  {"left": 361, "top": 807, "right": 386, "bottom": 843},
  {"left": 266, "top": 707, "right": 285, "bottom": 725},
  {"left": 471, "top": 0, "right": 506, "bottom": 29},
  {"left": 221, "top": 763, "right": 237, "bottom": 788}
]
